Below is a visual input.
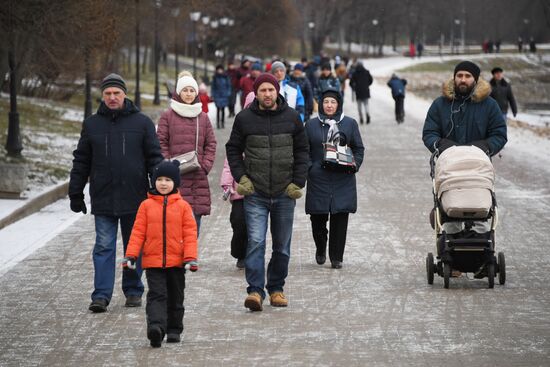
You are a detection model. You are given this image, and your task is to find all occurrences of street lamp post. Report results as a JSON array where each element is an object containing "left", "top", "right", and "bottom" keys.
[
  {"left": 372, "top": 19, "right": 378, "bottom": 56},
  {"left": 189, "top": 11, "right": 201, "bottom": 79},
  {"left": 454, "top": 19, "right": 461, "bottom": 54},
  {"left": 172, "top": 8, "right": 180, "bottom": 84},
  {"left": 201, "top": 15, "right": 210, "bottom": 83},
  {"left": 153, "top": 0, "right": 161, "bottom": 105},
  {"left": 135, "top": 0, "right": 141, "bottom": 109},
  {"left": 308, "top": 22, "right": 315, "bottom": 57},
  {"left": 6, "top": 1, "right": 22, "bottom": 157}
]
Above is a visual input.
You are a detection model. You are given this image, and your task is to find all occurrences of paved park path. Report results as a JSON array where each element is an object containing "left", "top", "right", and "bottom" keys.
[{"left": 1, "top": 67, "right": 549, "bottom": 366}]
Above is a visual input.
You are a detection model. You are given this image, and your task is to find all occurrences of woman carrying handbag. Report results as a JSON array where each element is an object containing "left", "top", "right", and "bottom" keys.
[
  {"left": 304, "top": 89, "right": 365, "bottom": 269},
  {"left": 157, "top": 71, "right": 217, "bottom": 234}
]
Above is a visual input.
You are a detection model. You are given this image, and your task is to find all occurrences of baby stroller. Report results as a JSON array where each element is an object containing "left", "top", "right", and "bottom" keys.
[{"left": 426, "top": 145, "right": 506, "bottom": 288}]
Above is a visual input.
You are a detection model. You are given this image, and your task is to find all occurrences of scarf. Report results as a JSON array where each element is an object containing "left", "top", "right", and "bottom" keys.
[
  {"left": 319, "top": 112, "right": 345, "bottom": 142},
  {"left": 170, "top": 99, "right": 202, "bottom": 118}
]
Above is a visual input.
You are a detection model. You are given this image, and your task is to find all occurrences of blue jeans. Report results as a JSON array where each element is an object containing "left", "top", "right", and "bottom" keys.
[
  {"left": 244, "top": 192, "right": 296, "bottom": 300},
  {"left": 92, "top": 214, "right": 144, "bottom": 302}
]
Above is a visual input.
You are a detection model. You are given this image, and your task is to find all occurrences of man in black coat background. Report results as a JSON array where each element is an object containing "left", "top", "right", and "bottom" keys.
[
  {"left": 69, "top": 73, "right": 163, "bottom": 313},
  {"left": 489, "top": 67, "right": 518, "bottom": 121},
  {"left": 350, "top": 62, "right": 374, "bottom": 124}
]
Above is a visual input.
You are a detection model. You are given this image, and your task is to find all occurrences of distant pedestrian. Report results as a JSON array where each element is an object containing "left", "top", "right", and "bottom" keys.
[
  {"left": 198, "top": 83, "right": 212, "bottom": 113},
  {"left": 409, "top": 41, "right": 416, "bottom": 58},
  {"left": 290, "top": 63, "right": 314, "bottom": 121},
  {"left": 417, "top": 42, "right": 424, "bottom": 58},
  {"left": 123, "top": 160, "right": 198, "bottom": 348},
  {"left": 271, "top": 60, "right": 306, "bottom": 121},
  {"left": 517, "top": 37, "right": 523, "bottom": 52},
  {"left": 226, "top": 73, "right": 309, "bottom": 311},
  {"left": 69, "top": 73, "right": 164, "bottom": 313},
  {"left": 490, "top": 67, "right": 518, "bottom": 121},
  {"left": 157, "top": 71, "right": 217, "bottom": 235},
  {"left": 226, "top": 61, "right": 239, "bottom": 117},
  {"left": 315, "top": 63, "right": 341, "bottom": 102},
  {"left": 529, "top": 37, "right": 537, "bottom": 53},
  {"left": 304, "top": 89, "right": 364, "bottom": 269},
  {"left": 350, "top": 62, "right": 373, "bottom": 124},
  {"left": 387, "top": 73, "right": 407, "bottom": 123},
  {"left": 211, "top": 64, "right": 232, "bottom": 129},
  {"left": 239, "top": 62, "right": 262, "bottom": 109},
  {"left": 335, "top": 63, "right": 348, "bottom": 98}
]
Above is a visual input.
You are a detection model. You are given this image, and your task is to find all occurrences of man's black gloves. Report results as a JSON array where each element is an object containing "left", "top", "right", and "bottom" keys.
[
  {"left": 70, "top": 195, "right": 87, "bottom": 214},
  {"left": 471, "top": 140, "right": 491, "bottom": 155},
  {"left": 436, "top": 138, "right": 456, "bottom": 153}
]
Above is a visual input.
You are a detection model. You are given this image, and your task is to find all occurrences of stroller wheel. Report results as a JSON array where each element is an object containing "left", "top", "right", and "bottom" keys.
[
  {"left": 487, "top": 263, "right": 495, "bottom": 289},
  {"left": 443, "top": 263, "right": 451, "bottom": 289},
  {"left": 426, "top": 253, "right": 435, "bottom": 285},
  {"left": 498, "top": 252, "right": 506, "bottom": 285}
]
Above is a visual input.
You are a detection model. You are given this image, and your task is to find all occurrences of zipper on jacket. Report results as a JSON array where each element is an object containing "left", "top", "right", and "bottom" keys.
[
  {"left": 268, "top": 115, "right": 272, "bottom": 194},
  {"left": 122, "top": 133, "right": 126, "bottom": 156},
  {"left": 162, "top": 195, "right": 167, "bottom": 268},
  {"left": 105, "top": 135, "right": 108, "bottom": 157}
]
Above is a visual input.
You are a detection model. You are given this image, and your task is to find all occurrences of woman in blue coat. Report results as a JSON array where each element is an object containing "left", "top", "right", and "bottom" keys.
[
  {"left": 305, "top": 89, "right": 365, "bottom": 269},
  {"left": 211, "top": 65, "right": 232, "bottom": 129}
]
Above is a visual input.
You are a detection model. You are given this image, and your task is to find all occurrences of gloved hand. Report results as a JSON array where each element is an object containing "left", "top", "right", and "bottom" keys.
[
  {"left": 236, "top": 175, "right": 254, "bottom": 196},
  {"left": 184, "top": 260, "right": 199, "bottom": 272},
  {"left": 285, "top": 183, "right": 303, "bottom": 199},
  {"left": 70, "top": 196, "right": 87, "bottom": 214},
  {"left": 471, "top": 140, "right": 490, "bottom": 155},
  {"left": 121, "top": 256, "right": 137, "bottom": 270},
  {"left": 436, "top": 138, "right": 456, "bottom": 153}
]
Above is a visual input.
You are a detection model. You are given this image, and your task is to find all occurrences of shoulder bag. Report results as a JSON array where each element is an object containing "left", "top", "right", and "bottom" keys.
[{"left": 172, "top": 117, "right": 201, "bottom": 174}]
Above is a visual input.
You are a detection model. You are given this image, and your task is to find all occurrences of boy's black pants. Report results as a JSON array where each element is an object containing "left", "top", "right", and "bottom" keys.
[{"left": 145, "top": 267, "right": 186, "bottom": 336}]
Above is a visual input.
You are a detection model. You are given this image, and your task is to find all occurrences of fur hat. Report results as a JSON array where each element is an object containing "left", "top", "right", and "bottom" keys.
[
  {"left": 153, "top": 160, "right": 181, "bottom": 189},
  {"left": 454, "top": 61, "right": 481, "bottom": 82},
  {"left": 101, "top": 73, "right": 127, "bottom": 93},
  {"left": 176, "top": 75, "right": 199, "bottom": 95},
  {"left": 253, "top": 73, "right": 280, "bottom": 94}
]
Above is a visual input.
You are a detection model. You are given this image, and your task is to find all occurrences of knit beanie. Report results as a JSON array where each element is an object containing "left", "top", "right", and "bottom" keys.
[
  {"left": 153, "top": 160, "right": 181, "bottom": 189},
  {"left": 176, "top": 75, "right": 199, "bottom": 95},
  {"left": 251, "top": 62, "right": 263, "bottom": 71},
  {"left": 253, "top": 73, "right": 280, "bottom": 94},
  {"left": 454, "top": 61, "right": 481, "bottom": 82},
  {"left": 271, "top": 61, "right": 286, "bottom": 73},
  {"left": 101, "top": 73, "right": 127, "bottom": 93},
  {"left": 294, "top": 63, "right": 304, "bottom": 71}
]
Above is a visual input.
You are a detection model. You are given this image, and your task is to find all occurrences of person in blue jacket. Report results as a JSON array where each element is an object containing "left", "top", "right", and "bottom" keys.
[
  {"left": 422, "top": 61, "right": 507, "bottom": 268},
  {"left": 387, "top": 74, "right": 407, "bottom": 123},
  {"left": 211, "top": 65, "right": 233, "bottom": 129},
  {"left": 271, "top": 61, "right": 306, "bottom": 122},
  {"left": 304, "top": 89, "right": 365, "bottom": 269}
]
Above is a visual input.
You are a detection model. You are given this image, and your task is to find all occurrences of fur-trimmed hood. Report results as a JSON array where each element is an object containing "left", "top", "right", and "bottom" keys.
[{"left": 442, "top": 78, "right": 491, "bottom": 103}]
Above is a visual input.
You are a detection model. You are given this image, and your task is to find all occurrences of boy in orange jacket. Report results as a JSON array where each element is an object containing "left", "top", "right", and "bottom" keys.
[{"left": 123, "top": 160, "right": 198, "bottom": 348}]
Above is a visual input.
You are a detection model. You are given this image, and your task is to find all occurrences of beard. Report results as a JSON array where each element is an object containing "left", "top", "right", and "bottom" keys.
[{"left": 454, "top": 82, "right": 475, "bottom": 96}]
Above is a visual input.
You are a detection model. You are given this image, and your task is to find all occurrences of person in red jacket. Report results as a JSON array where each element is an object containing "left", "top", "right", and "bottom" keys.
[
  {"left": 124, "top": 160, "right": 198, "bottom": 348},
  {"left": 198, "top": 83, "right": 212, "bottom": 113}
]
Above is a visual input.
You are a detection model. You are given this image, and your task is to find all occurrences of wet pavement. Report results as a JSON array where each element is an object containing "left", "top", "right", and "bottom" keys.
[{"left": 1, "top": 80, "right": 549, "bottom": 367}]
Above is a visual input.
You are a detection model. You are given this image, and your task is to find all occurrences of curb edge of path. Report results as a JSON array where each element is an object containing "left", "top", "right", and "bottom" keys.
[{"left": 0, "top": 181, "right": 69, "bottom": 230}]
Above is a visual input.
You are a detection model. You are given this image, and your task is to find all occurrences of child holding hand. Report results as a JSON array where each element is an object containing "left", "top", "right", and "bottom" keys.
[{"left": 123, "top": 160, "right": 198, "bottom": 348}]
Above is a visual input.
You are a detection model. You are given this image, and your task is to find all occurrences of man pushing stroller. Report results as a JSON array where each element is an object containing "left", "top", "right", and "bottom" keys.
[{"left": 423, "top": 61, "right": 507, "bottom": 280}]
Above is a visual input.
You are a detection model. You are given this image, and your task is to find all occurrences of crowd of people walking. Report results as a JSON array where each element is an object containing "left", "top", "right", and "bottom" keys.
[{"left": 68, "top": 50, "right": 516, "bottom": 347}]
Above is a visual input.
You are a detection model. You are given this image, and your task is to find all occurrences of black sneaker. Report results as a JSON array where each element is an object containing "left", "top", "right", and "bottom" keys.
[
  {"left": 125, "top": 295, "right": 142, "bottom": 307},
  {"left": 236, "top": 259, "right": 245, "bottom": 269},
  {"left": 331, "top": 261, "right": 343, "bottom": 269},
  {"left": 166, "top": 333, "right": 181, "bottom": 343},
  {"left": 148, "top": 326, "right": 164, "bottom": 348},
  {"left": 367, "top": 114, "right": 371, "bottom": 124},
  {"left": 89, "top": 298, "right": 108, "bottom": 313}
]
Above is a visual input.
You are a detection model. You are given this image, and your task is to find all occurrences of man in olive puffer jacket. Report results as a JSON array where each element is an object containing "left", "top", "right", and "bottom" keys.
[{"left": 226, "top": 73, "right": 309, "bottom": 311}]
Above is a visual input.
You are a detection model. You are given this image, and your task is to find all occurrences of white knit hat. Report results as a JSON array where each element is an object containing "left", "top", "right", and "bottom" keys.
[{"left": 176, "top": 75, "right": 199, "bottom": 95}]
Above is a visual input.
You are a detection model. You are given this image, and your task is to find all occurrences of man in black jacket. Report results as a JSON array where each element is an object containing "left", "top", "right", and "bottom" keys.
[
  {"left": 69, "top": 73, "right": 163, "bottom": 313},
  {"left": 290, "top": 63, "right": 314, "bottom": 121},
  {"left": 226, "top": 73, "right": 308, "bottom": 312},
  {"left": 490, "top": 67, "right": 518, "bottom": 121}
]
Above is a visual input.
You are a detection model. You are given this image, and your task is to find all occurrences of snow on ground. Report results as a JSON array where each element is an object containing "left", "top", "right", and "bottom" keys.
[{"left": 0, "top": 54, "right": 549, "bottom": 276}]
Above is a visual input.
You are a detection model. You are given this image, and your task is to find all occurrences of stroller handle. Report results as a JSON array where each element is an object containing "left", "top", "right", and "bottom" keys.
[{"left": 429, "top": 149, "right": 439, "bottom": 179}]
